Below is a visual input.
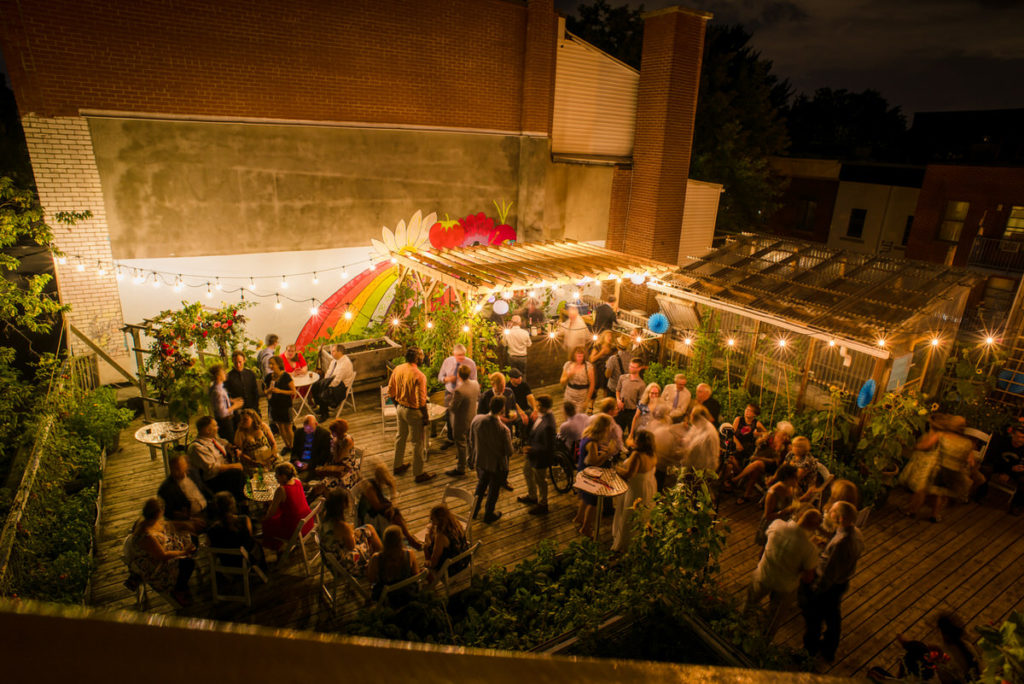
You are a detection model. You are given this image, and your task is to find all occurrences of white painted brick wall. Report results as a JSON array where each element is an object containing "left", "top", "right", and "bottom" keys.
[{"left": 22, "top": 114, "right": 131, "bottom": 378}]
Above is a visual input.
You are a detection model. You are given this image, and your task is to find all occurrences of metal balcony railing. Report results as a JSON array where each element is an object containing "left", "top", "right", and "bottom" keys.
[{"left": 967, "top": 236, "right": 1024, "bottom": 272}]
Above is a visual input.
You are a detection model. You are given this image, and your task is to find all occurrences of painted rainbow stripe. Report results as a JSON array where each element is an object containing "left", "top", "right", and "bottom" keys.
[{"left": 296, "top": 262, "right": 398, "bottom": 346}]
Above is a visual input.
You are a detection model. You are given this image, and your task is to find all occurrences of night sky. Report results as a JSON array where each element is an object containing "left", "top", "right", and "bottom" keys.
[{"left": 556, "top": 0, "right": 1024, "bottom": 116}]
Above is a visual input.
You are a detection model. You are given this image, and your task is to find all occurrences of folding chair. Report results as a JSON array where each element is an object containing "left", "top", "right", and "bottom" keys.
[
  {"left": 334, "top": 372, "right": 358, "bottom": 417},
  {"left": 965, "top": 427, "right": 1018, "bottom": 505},
  {"left": 380, "top": 386, "right": 398, "bottom": 435},
  {"left": 855, "top": 505, "right": 872, "bottom": 529},
  {"left": 206, "top": 545, "right": 268, "bottom": 608},
  {"left": 436, "top": 541, "right": 481, "bottom": 598},
  {"left": 441, "top": 485, "right": 478, "bottom": 544},
  {"left": 377, "top": 569, "right": 429, "bottom": 607},
  {"left": 122, "top": 535, "right": 183, "bottom": 611},
  {"left": 320, "top": 552, "right": 370, "bottom": 614},
  {"left": 271, "top": 497, "right": 324, "bottom": 576}
]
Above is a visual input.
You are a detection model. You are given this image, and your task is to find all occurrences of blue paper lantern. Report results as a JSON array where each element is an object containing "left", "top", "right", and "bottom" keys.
[
  {"left": 648, "top": 313, "right": 669, "bottom": 335},
  {"left": 857, "top": 379, "right": 877, "bottom": 409}
]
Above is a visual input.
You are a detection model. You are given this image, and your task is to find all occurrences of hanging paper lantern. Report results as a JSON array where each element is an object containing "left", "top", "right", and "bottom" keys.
[
  {"left": 648, "top": 313, "right": 669, "bottom": 335},
  {"left": 493, "top": 299, "right": 509, "bottom": 315}
]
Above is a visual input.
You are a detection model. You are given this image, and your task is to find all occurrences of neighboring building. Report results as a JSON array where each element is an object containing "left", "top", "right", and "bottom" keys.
[
  {"left": 909, "top": 108, "right": 1024, "bottom": 165},
  {"left": 765, "top": 157, "right": 840, "bottom": 243},
  {"left": 825, "top": 163, "right": 924, "bottom": 258},
  {"left": 0, "top": 0, "right": 715, "bottom": 375}
]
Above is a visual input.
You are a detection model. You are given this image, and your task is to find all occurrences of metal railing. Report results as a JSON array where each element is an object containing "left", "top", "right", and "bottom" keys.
[{"left": 967, "top": 236, "right": 1024, "bottom": 273}]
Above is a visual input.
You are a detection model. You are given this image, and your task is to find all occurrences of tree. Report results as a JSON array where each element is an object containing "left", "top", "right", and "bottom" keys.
[
  {"left": 567, "top": 5, "right": 790, "bottom": 234},
  {"left": 690, "top": 25, "right": 791, "bottom": 233},
  {"left": 786, "top": 88, "right": 907, "bottom": 161}
]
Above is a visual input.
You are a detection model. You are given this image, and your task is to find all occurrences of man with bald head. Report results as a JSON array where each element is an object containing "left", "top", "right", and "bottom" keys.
[{"left": 747, "top": 508, "right": 822, "bottom": 638}]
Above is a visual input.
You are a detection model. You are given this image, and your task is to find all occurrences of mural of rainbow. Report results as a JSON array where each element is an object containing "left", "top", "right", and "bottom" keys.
[{"left": 295, "top": 261, "right": 399, "bottom": 346}]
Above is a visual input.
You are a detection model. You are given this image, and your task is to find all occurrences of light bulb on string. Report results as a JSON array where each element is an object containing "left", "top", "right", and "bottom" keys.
[
  {"left": 828, "top": 339, "right": 836, "bottom": 347},
  {"left": 684, "top": 337, "right": 693, "bottom": 346},
  {"left": 390, "top": 257, "right": 398, "bottom": 264},
  {"left": 503, "top": 328, "right": 510, "bottom": 336},
  {"left": 115, "top": 267, "right": 124, "bottom": 282},
  {"left": 341, "top": 269, "right": 349, "bottom": 280},
  {"left": 76, "top": 261, "right": 85, "bottom": 272},
  {"left": 312, "top": 272, "right": 319, "bottom": 285},
  {"left": 206, "top": 283, "right": 213, "bottom": 299},
  {"left": 778, "top": 338, "right": 787, "bottom": 348},
  {"left": 727, "top": 338, "right": 735, "bottom": 347},
  {"left": 548, "top": 331, "right": 557, "bottom": 340},
  {"left": 502, "top": 291, "right": 512, "bottom": 300},
  {"left": 528, "top": 290, "right": 537, "bottom": 299},
  {"left": 215, "top": 277, "right": 222, "bottom": 291},
  {"left": 173, "top": 277, "right": 182, "bottom": 293},
  {"left": 592, "top": 334, "right": 599, "bottom": 342},
  {"left": 876, "top": 338, "right": 886, "bottom": 348},
  {"left": 462, "top": 324, "right": 470, "bottom": 333},
  {"left": 280, "top": 276, "right": 288, "bottom": 289},
  {"left": 248, "top": 278, "right": 256, "bottom": 292},
  {"left": 275, "top": 295, "right": 282, "bottom": 310},
  {"left": 152, "top": 275, "right": 160, "bottom": 288},
  {"left": 931, "top": 338, "right": 940, "bottom": 347},
  {"left": 57, "top": 256, "right": 67, "bottom": 266},
  {"left": 391, "top": 317, "right": 401, "bottom": 327},
  {"left": 343, "top": 309, "right": 353, "bottom": 321},
  {"left": 474, "top": 303, "right": 483, "bottom": 313},
  {"left": 630, "top": 273, "right": 645, "bottom": 285},
  {"left": 309, "top": 301, "right": 319, "bottom": 316},
  {"left": 985, "top": 336, "right": 995, "bottom": 346},
  {"left": 426, "top": 320, "right": 434, "bottom": 329},
  {"left": 96, "top": 262, "right": 106, "bottom": 276}
]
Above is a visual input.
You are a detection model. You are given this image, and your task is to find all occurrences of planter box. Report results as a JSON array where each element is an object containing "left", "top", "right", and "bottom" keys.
[{"left": 318, "top": 336, "right": 403, "bottom": 392}]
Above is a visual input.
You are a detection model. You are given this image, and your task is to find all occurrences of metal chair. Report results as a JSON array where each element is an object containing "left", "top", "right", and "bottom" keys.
[
  {"left": 206, "top": 545, "right": 268, "bottom": 608},
  {"left": 436, "top": 541, "right": 481, "bottom": 598},
  {"left": 380, "top": 386, "right": 397, "bottom": 435},
  {"left": 377, "top": 569, "right": 429, "bottom": 607},
  {"left": 441, "top": 485, "right": 478, "bottom": 544},
  {"left": 320, "top": 552, "right": 370, "bottom": 614},
  {"left": 271, "top": 497, "right": 324, "bottom": 576}
]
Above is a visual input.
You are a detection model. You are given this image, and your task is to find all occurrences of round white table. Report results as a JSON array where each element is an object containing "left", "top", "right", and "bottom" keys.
[
  {"left": 290, "top": 371, "right": 320, "bottom": 420},
  {"left": 134, "top": 421, "right": 190, "bottom": 476},
  {"left": 573, "top": 467, "right": 628, "bottom": 540}
]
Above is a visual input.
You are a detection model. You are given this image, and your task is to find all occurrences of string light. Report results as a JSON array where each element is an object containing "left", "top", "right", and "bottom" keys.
[
  {"left": 280, "top": 276, "right": 288, "bottom": 289},
  {"left": 214, "top": 277, "right": 222, "bottom": 291},
  {"left": 249, "top": 278, "right": 256, "bottom": 292},
  {"left": 312, "top": 272, "right": 319, "bottom": 285},
  {"left": 76, "top": 261, "right": 85, "bottom": 272},
  {"left": 474, "top": 304, "right": 483, "bottom": 313},
  {"left": 341, "top": 269, "right": 349, "bottom": 280},
  {"left": 727, "top": 338, "right": 735, "bottom": 347},
  {"left": 205, "top": 283, "right": 213, "bottom": 299},
  {"left": 502, "top": 291, "right": 512, "bottom": 300},
  {"left": 173, "top": 277, "right": 182, "bottom": 293},
  {"left": 309, "top": 301, "right": 319, "bottom": 316},
  {"left": 96, "top": 262, "right": 106, "bottom": 276},
  {"left": 548, "top": 331, "right": 557, "bottom": 339},
  {"left": 343, "top": 310, "right": 353, "bottom": 321},
  {"left": 462, "top": 324, "right": 470, "bottom": 333},
  {"left": 985, "top": 336, "right": 995, "bottom": 345},
  {"left": 391, "top": 317, "right": 400, "bottom": 327},
  {"left": 592, "top": 334, "right": 599, "bottom": 342},
  {"left": 152, "top": 275, "right": 160, "bottom": 289},
  {"left": 426, "top": 321, "right": 433, "bottom": 329},
  {"left": 503, "top": 328, "right": 511, "bottom": 336},
  {"left": 828, "top": 339, "right": 836, "bottom": 347},
  {"left": 57, "top": 256, "right": 67, "bottom": 265},
  {"left": 778, "top": 338, "right": 787, "bottom": 348},
  {"left": 931, "top": 338, "right": 940, "bottom": 347},
  {"left": 528, "top": 290, "right": 537, "bottom": 299},
  {"left": 390, "top": 257, "right": 398, "bottom": 264},
  {"left": 684, "top": 337, "right": 693, "bottom": 346},
  {"left": 275, "top": 295, "right": 282, "bottom": 310},
  {"left": 876, "top": 338, "right": 886, "bottom": 347},
  {"left": 115, "top": 267, "right": 124, "bottom": 282}
]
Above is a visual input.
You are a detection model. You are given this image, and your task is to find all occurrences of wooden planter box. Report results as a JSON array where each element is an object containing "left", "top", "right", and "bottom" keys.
[{"left": 319, "top": 336, "right": 403, "bottom": 392}]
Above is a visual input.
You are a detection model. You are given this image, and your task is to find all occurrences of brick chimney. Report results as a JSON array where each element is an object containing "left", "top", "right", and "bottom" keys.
[{"left": 608, "top": 6, "right": 711, "bottom": 309}]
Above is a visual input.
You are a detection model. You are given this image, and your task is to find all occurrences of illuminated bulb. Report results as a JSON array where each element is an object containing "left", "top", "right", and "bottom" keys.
[
  {"left": 548, "top": 331, "right": 557, "bottom": 339},
  {"left": 392, "top": 318, "right": 400, "bottom": 327},
  {"left": 462, "top": 325, "right": 470, "bottom": 333},
  {"left": 931, "top": 338, "right": 940, "bottom": 347},
  {"left": 614, "top": 275, "right": 622, "bottom": 282},
  {"left": 390, "top": 257, "right": 398, "bottom": 264},
  {"left": 341, "top": 269, "right": 349, "bottom": 280},
  {"left": 502, "top": 291, "right": 512, "bottom": 300},
  {"left": 778, "top": 338, "right": 787, "bottom": 348},
  {"left": 503, "top": 328, "right": 511, "bottom": 336},
  {"left": 684, "top": 337, "right": 693, "bottom": 346},
  {"left": 343, "top": 310, "right": 353, "bottom": 321},
  {"left": 76, "top": 262, "right": 85, "bottom": 272},
  {"left": 173, "top": 278, "right": 182, "bottom": 293},
  {"left": 312, "top": 272, "right": 319, "bottom": 285},
  {"left": 96, "top": 264, "right": 106, "bottom": 276},
  {"left": 115, "top": 268, "right": 124, "bottom": 282},
  {"left": 573, "top": 290, "right": 581, "bottom": 300},
  {"left": 828, "top": 339, "right": 836, "bottom": 347},
  {"left": 214, "top": 277, "right": 222, "bottom": 290},
  {"left": 985, "top": 336, "right": 995, "bottom": 345},
  {"left": 592, "top": 334, "right": 599, "bottom": 342},
  {"left": 310, "top": 303, "right": 319, "bottom": 316},
  {"left": 474, "top": 304, "right": 483, "bottom": 313},
  {"left": 206, "top": 285, "right": 213, "bottom": 299},
  {"left": 727, "top": 338, "right": 735, "bottom": 347},
  {"left": 57, "top": 256, "right": 67, "bottom": 265},
  {"left": 248, "top": 278, "right": 256, "bottom": 292},
  {"left": 280, "top": 276, "right": 288, "bottom": 289},
  {"left": 426, "top": 321, "right": 433, "bottom": 329},
  {"left": 275, "top": 296, "right": 282, "bottom": 310},
  {"left": 539, "top": 281, "right": 548, "bottom": 288},
  {"left": 152, "top": 277, "right": 160, "bottom": 289},
  {"left": 877, "top": 338, "right": 886, "bottom": 347}
]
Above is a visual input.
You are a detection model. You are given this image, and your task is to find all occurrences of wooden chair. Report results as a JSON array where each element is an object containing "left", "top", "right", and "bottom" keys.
[
  {"left": 320, "top": 552, "right": 370, "bottom": 614},
  {"left": 334, "top": 372, "right": 358, "bottom": 417},
  {"left": 435, "top": 541, "right": 481, "bottom": 598},
  {"left": 206, "top": 545, "right": 268, "bottom": 608},
  {"left": 377, "top": 569, "right": 429, "bottom": 607},
  {"left": 441, "top": 485, "right": 478, "bottom": 544},
  {"left": 380, "top": 386, "right": 397, "bottom": 435},
  {"left": 271, "top": 497, "right": 324, "bottom": 576}
]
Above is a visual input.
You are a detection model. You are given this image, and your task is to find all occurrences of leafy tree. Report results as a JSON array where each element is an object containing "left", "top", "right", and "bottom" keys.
[
  {"left": 566, "top": 0, "right": 644, "bottom": 69},
  {"left": 786, "top": 88, "right": 907, "bottom": 161},
  {"left": 0, "top": 82, "right": 33, "bottom": 187}
]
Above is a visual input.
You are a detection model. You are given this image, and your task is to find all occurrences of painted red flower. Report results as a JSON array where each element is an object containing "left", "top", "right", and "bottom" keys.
[{"left": 458, "top": 212, "right": 495, "bottom": 246}]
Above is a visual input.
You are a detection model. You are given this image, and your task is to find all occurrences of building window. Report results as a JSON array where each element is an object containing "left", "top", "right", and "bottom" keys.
[
  {"left": 937, "top": 200, "right": 969, "bottom": 242},
  {"left": 1004, "top": 205, "right": 1024, "bottom": 240},
  {"left": 794, "top": 199, "right": 817, "bottom": 232},
  {"left": 846, "top": 208, "right": 867, "bottom": 239},
  {"left": 902, "top": 215, "right": 913, "bottom": 246}
]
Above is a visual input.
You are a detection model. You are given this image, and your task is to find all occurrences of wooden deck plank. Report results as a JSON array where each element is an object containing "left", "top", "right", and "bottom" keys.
[{"left": 87, "top": 386, "right": 1024, "bottom": 676}]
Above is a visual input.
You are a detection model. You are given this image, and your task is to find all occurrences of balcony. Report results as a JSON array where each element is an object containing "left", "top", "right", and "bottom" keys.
[{"left": 967, "top": 235, "right": 1024, "bottom": 273}]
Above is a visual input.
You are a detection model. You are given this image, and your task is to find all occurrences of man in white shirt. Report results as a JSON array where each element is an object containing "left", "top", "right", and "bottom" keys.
[
  {"left": 503, "top": 315, "right": 532, "bottom": 378},
  {"left": 314, "top": 344, "right": 355, "bottom": 421},
  {"left": 747, "top": 509, "right": 821, "bottom": 638},
  {"left": 661, "top": 373, "right": 692, "bottom": 413},
  {"left": 558, "top": 305, "right": 590, "bottom": 354}
]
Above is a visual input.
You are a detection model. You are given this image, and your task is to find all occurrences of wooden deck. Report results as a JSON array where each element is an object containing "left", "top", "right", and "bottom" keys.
[{"left": 89, "top": 386, "right": 1024, "bottom": 677}]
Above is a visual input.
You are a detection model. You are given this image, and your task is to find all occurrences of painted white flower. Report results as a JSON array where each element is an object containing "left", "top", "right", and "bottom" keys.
[{"left": 372, "top": 210, "right": 436, "bottom": 258}]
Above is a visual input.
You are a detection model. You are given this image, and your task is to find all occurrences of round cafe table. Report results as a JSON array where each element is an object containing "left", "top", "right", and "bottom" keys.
[
  {"left": 290, "top": 371, "right": 320, "bottom": 420},
  {"left": 134, "top": 421, "right": 190, "bottom": 476},
  {"left": 573, "top": 467, "right": 628, "bottom": 541}
]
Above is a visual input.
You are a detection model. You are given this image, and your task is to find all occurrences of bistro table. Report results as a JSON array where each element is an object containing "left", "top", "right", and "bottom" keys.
[
  {"left": 134, "top": 421, "right": 190, "bottom": 476},
  {"left": 245, "top": 470, "right": 280, "bottom": 507},
  {"left": 290, "top": 371, "right": 320, "bottom": 420},
  {"left": 573, "top": 467, "right": 628, "bottom": 540}
]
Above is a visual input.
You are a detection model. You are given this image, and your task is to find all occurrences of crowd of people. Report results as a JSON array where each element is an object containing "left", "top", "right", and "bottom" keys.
[{"left": 120, "top": 307, "right": 1016, "bottom": 675}]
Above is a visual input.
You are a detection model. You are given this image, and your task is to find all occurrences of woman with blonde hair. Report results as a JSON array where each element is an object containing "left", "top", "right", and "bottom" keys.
[
  {"left": 629, "top": 382, "right": 663, "bottom": 438},
  {"left": 573, "top": 414, "right": 614, "bottom": 538},
  {"left": 233, "top": 408, "right": 277, "bottom": 470}
]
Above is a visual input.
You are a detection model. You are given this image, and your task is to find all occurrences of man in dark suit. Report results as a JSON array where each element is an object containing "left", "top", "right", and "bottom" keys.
[
  {"left": 225, "top": 350, "right": 261, "bottom": 414},
  {"left": 158, "top": 454, "right": 213, "bottom": 524},
  {"left": 293, "top": 415, "right": 332, "bottom": 473}
]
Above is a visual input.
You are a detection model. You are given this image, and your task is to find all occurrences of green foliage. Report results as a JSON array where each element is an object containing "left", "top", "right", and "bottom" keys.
[
  {"left": 643, "top": 361, "right": 684, "bottom": 388},
  {"left": 939, "top": 345, "right": 1011, "bottom": 435},
  {"left": 976, "top": 610, "right": 1024, "bottom": 684},
  {"left": 857, "top": 388, "right": 929, "bottom": 473},
  {"left": 143, "top": 301, "right": 257, "bottom": 423},
  {"left": 64, "top": 387, "right": 133, "bottom": 452},
  {"left": 801, "top": 385, "right": 854, "bottom": 461},
  {"left": 566, "top": 0, "right": 644, "bottom": 69}
]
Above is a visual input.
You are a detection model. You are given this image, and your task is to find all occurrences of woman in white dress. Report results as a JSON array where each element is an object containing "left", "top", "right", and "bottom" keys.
[
  {"left": 612, "top": 429, "right": 657, "bottom": 553},
  {"left": 560, "top": 345, "right": 595, "bottom": 413}
]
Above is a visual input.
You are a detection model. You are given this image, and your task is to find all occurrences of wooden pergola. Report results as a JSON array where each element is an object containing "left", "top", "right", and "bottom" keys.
[{"left": 388, "top": 239, "right": 678, "bottom": 303}]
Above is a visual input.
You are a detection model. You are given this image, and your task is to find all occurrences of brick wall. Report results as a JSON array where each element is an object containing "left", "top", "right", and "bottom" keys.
[
  {"left": 619, "top": 7, "right": 710, "bottom": 309},
  {"left": 605, "top": 164, "right": 633, "bottom": 253},
  {"left": 21, "top": 115, "right": 128, "bottom": 370},
  {"left": 0, "top": 0, "right": 554, "bottom": 134}
]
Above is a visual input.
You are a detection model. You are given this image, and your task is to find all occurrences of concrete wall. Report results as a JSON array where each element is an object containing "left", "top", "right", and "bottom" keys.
[
  {"left": 827, "top": 182, "right": 919, "bottom": 258},
  {"left": 544, "top": 162, "right": 614, "bottom": 242},
  {"left": 87, "top": 117, "right": 546, "bottom": 259}
]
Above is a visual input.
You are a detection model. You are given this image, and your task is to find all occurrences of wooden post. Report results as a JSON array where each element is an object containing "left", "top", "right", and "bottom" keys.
[{"left": 796, "top": 339, "right": 816, "bottom": 409}]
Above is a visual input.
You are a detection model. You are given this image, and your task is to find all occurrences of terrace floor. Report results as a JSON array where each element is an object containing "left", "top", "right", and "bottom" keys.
[{"left": 89, "top": 385, "right": 1024, "bottom": 677}]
